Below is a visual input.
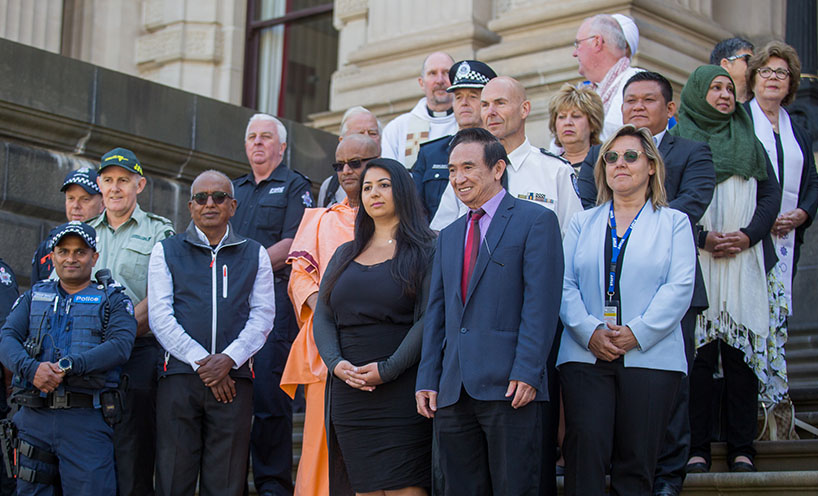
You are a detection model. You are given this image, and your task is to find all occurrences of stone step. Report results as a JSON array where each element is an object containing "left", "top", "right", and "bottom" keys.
[
  {"left": 708, "top": 440, "right": 818, "bottom": 472},
  {"left": 680, "top": 471, "right": 818, "bottom": 494}
]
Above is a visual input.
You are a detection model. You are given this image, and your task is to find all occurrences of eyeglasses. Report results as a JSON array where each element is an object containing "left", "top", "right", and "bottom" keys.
[
  {"left": 725, "top": 54, "right": 751, "bottom": 64},
  {"left": 191, "top": 191, "right": 232, "bottom": 205},
  {"left": 573, "top": 35, "right": 598, "bottom": 48},
  {"left": 757, "top": 67, "right": 791, "bottom": 80},
  {"left": 331, "top": 156, "right": 378, "bottom": 172},
  {"left": 603, "top": 149, "right": 644, "bottom": 164}
]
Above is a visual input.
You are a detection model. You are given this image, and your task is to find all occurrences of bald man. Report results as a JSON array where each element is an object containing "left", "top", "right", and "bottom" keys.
[
  {"left": 573, "top": 14, "right": 643, "bottom": 140},
  {"left": 381, "top": 52, "right": 458, "bottom": 168},
  {"left": 318, "top": 107, "right": 382, "bottom": 207},
  {"left": 431, "top": 76, "right": 582, "bottom": 235}
]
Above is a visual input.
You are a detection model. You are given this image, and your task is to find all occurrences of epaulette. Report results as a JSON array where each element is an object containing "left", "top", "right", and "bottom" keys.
[
  {"left": 145, "top": 211, "right": 174, "bottom": 226},
  {"left": 419, "top": 135, "right": 451, "bottom": 148},
  {"left": 292, "top": 168, "right": 311, "bottom": 184},
  {"left": 539, "top": 147, "right": 571, "bottom": 165}
]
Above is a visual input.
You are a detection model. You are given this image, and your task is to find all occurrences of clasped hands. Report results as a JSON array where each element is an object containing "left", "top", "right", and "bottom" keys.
[
  {"left": 333, "top": 360, "right": 383, "bottom": 392},
  {"left": 196, "top": 353, "right": 236, "bottom": 403},
  {"left": 702, "top": 230, "right": 750, "bottom": 258},
  {"left": 771, "top": 208, "right": 808, "bottom": 237},
  {"left": 588, "top": 323, "right": 638, "bottom": 362},
  {"left": 33, "top": 362, "right": 64, "bottom": 393}
]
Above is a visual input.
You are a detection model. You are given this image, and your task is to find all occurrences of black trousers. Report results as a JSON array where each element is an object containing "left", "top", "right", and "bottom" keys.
[
  {"left": 156, "top": 374, "right": 253, "bottom": 496},
  {"left": 250, "top": 279, "right": 296, "bottom": 495},
  {"left": 560, "top": 360, "right": 681, "bottom": 496},
  {"left": 114, "top": 336, "right": 161, "bottom": 496},
  {"left": 653, "top": 309, "right": 697, "bottom": 491},
  {"left": 435, "top": 389, "right": 543, "bottom": 496},
  {"left": 689, "top": 339, "right": 758, "bottom": 463}
]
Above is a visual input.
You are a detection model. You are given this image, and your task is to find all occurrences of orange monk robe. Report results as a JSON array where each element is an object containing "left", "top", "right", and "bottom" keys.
[{"left": 281, "top": 199, "right": 356, "bottom": 496}]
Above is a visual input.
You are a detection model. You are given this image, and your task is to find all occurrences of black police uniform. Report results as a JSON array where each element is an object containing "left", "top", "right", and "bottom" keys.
[
  {"left": 231, "top": 163, "right": 312, "bottom": 494},
  {"left": 0, "top": 260, "right": 16, "bottom": 496},
  {"left": 412, "top": 135, "right": 453, "bottom": 222}
]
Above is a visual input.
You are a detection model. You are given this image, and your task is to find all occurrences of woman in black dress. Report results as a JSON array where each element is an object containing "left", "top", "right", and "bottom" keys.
[{"left": 314, "top": 158, "right": 436, "bottom": 496}]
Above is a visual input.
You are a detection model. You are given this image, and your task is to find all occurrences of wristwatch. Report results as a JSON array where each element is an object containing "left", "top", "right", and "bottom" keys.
[{"left": 57, "top": 357, "right": 73, "bottom": 373}]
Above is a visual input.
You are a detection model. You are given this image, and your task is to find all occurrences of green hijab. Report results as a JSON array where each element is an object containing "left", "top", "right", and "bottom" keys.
[{"left": 671, "top": 65, "right": 767, "bottom": 184}]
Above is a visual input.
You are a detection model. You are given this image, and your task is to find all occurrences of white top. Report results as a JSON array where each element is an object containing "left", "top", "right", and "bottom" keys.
[
  {"left": 148, "top": 226, "right": 275, "bottom": 371},
  {"left": 381, "top": 97, "right": 458, "bottom": 168},
  {"left": 430, "top": 138, "right": 583, "bottom": 236}
]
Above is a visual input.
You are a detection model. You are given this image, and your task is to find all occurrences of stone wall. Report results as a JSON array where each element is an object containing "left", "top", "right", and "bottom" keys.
[{"left": 0, "top": 38, "right": 338, "bottom": 289}]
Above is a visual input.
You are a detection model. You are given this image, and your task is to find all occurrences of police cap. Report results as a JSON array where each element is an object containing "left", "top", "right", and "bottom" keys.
[
  {"left": 61, "top": 167, "right": 101, "bottom": 195},
  {"left": 446, "top": 60, "right": 497, "bottom": 92},
  {"left": 51, "top": 221, "right": 97, "bottom": 251}
]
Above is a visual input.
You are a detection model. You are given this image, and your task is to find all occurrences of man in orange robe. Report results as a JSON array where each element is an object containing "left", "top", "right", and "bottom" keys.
[{"left": 281, "top": 134, "right": 379, "bottom": 495}]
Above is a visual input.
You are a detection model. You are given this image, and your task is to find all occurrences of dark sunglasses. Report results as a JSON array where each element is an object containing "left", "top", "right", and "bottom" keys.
[
  {"left": 191, "top": 191, "right": 232, "bottom": 205},
  {"left": 603, "top": 149, "right": 644, "bottom": 164},
  {"left": 331, "top": 156, "right": 379, "bottom": 172}
]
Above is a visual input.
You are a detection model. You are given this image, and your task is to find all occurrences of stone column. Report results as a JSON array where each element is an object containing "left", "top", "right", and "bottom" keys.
[{"left": 0, "top": 0, "right": 64, "bottom": 54}]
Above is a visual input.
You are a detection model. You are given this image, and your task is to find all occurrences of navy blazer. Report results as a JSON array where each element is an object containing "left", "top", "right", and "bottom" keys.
[
  {"left": 577, "top": 133, "right": 715, "bottom": 309},
  {"left": 416, "top": 192, "right": 564, "bottom": 408}
]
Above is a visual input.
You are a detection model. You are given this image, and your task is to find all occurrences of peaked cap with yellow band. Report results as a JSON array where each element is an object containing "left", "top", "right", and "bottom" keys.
[{"left": 98, "top": 147, "right": 144, "bottom": 176}]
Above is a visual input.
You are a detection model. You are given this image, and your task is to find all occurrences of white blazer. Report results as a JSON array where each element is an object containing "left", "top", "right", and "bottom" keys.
[{"left": 557, "top": 201, "right": 696, "bottom": 374}]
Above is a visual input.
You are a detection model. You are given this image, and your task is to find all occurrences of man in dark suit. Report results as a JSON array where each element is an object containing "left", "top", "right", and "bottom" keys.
[
  {"left": 416, "top": 127, "right": 563, "bottom": 495},
  {"left": 577, "top": 71, "right": 716, "bottom": 496}
]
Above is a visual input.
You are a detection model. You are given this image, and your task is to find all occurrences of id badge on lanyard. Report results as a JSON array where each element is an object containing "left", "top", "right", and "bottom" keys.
[{"left": 605, "top": 203, "right": 644, "bottom": 326}]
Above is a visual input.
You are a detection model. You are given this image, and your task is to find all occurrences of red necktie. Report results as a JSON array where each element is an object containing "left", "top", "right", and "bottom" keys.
[{"left": 462, "top": 209, "right": 485, "bottom": 303}]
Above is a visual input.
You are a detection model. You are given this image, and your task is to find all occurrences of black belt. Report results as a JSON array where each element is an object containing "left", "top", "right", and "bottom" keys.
[{"left": 13, "top": 391, "right": 94, "bottom": 409}]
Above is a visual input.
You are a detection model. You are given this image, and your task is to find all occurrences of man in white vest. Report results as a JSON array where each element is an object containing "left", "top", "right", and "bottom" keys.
[
  {"left": 572, "top": 13, "right": 643, "bottom": 141},
  {"left": 381, "top": 51, "right": 458, "bottom": 168}
]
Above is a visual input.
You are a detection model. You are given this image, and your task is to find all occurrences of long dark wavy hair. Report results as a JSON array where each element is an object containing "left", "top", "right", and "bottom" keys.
[{"left": 322, "top": 158, "right": 436, "bottom": 301}]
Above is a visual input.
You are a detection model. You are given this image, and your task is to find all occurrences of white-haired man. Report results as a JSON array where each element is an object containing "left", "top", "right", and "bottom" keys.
[
  {"left": 232, "top": 113, "right": 313, "bottom": 496},
  {"left": 381, "top": 51, "right": 458, "bottom": 168},
  {"left": 573, "top": 13, "right": 643, "bottom": 140}
]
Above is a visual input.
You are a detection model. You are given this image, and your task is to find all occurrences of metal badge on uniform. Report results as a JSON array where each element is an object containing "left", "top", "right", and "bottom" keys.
[
  {"left": 456, "top": 61, "right": 471, "bottom": 79},
  {"left": 32, "top": 292, "right": 55, "bottom": 302},
  {"left": 0, "top": 268, "right": 11, "bottom": 286},
  {"left": 301, "top": 191, "right": 314, "bottom": 207},
  {"left": 268, "top": 186, "right": 285, "bottom": 194},
  {"left": 603, "top": 299, "right": 620, "bottom": 327},
  {"left": 431, "top": 164, "right": 448, "bottom": 170}
]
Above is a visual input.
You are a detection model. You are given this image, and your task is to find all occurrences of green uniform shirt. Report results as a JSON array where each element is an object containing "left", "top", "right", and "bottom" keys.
[{"left": 88, "top": 203, "right": 175, "bottom": 303}]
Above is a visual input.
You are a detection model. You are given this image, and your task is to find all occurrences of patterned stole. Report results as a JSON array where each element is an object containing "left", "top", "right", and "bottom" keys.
[{"left": 404, "top": 114, "right": 431, "bottom": 168}]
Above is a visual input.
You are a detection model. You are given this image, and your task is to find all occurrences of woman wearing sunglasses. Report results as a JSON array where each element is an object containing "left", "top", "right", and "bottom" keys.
[
  {"left": 672, "top": 65, "right": 782, "bottom": 474},
  {"left": 557, "top": 124, "right": 696, "bottom": 495},
  {"left": 313, "top": 158, "right": 436, "bottom": 495}
]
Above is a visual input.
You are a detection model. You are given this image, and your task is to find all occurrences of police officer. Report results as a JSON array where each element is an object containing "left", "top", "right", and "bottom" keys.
[
  {"left": 232, "top": 113, "right": 312, "bottom": 495},
  {"left": 411, "top": 60, "right": 497, "bottom": 222},
  {"left": 89, "top": 147, "right": 175, "bottom": 496},
  {"left": 0, "top": 222, "right": 136, "bottom": 495},
  {"left": 31, "top": 168, "right": 104, "bottom": 283}
]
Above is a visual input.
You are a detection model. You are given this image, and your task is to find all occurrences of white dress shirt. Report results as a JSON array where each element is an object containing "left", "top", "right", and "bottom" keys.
[{"left": 148, "top": 225, "right": 275, "bottom": 371}]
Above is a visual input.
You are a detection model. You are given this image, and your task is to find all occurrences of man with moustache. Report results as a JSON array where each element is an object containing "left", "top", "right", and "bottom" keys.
[
  {"left": 31, "top": 168, "right": 104, "bottom": 283},
  {"left": 89, "top": 147, "right": 175, "bottom": 496},
  {"left": 318, "top": 106, "right": 382, "bottom": 207},
  {"left": 149, "top": 170, "right": 274, "bottom": 496},
  {"left": 431, "top": 76, "right": 582, "bottom": 235},
  {"left": 412, "top": 60, "right": 497, "bottom": 222},
  {"left": 281, "top": 133, "right": 376, "bottom": 496},
  {"left": 416, "top": 127, "right": 563, "bottom": 495},
  {"left": 232, "top": 113, "right": 313, "bottom": 496},
  {"left": 381, "top": 52, "right": 458, "bottom": 168},
  {"left": 576, "top": 71, "right": 716, "bottom": 496}
]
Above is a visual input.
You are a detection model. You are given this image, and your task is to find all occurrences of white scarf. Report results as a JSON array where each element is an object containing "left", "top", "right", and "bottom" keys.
[
  {"left": 594, "top": 57, "right": 631, "bottom": 114},
  {"left": 698, "top": 177, "right": 769, "bottom": 338},
  {"left": 750, "top": 98, "right": 803, "bottom": 313}
]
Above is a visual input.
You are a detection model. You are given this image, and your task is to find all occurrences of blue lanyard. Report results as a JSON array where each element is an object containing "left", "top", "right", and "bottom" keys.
[{"left": 607, "top": 202, "right": 645, "bottom": 296}]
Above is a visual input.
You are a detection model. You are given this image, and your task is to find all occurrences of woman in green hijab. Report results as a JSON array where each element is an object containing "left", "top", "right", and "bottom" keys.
[{"left": 672, "top": 65, "right": 783, "bottom": 474}]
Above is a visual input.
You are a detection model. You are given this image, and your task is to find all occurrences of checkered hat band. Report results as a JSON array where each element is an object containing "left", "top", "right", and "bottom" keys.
[
  {"left": 54, "top": 226, "right": 96, "bottom": 250},
  {"left": 455, "top": 71, "right": 490, "bottom": 85},
  {"left": 66, "top": 176, "right": 100, "bottom": 193}
]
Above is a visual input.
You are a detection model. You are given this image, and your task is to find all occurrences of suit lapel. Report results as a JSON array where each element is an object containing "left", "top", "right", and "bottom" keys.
[
  {"left": 450, "top": 214, "right": 468, "bottom": 307},
  {"left": 464, "top": 193, "right": 514, "bottom": 306},
  {"left": 659, "top": 133, "right": 673, "bottom": 156}
]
